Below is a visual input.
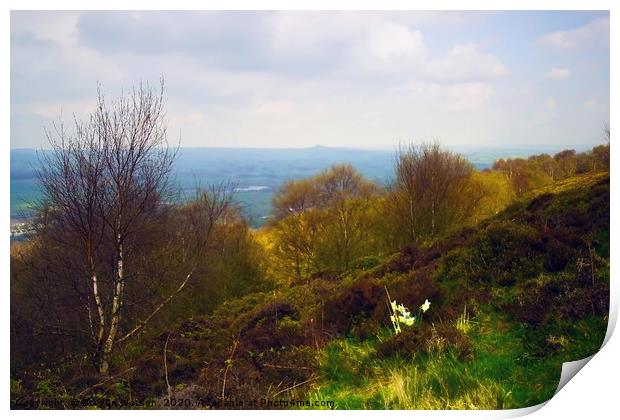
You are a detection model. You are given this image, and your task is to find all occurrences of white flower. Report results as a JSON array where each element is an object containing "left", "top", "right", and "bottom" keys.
[
  {"left": 420, "top": 299, "right": 431, "bottom": 313},
  {"left": 391, "top": 301, "right": 398, "bottom": 312},
  {"left": 388, "top": 299, "right": 425, "bottom": 334}
]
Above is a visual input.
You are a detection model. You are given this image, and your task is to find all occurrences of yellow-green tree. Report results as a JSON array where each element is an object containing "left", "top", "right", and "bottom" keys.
[
  {"left": 468, "top": 170, "right": 515, "bottom": 224},
  {"left": 270, "top": 164, "right": 379, "bottom": 280}
]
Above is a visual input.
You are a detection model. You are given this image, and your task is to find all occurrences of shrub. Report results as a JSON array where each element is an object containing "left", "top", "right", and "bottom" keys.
[{"left": 323, "top": 279, "right": 384, "bottom": 337}]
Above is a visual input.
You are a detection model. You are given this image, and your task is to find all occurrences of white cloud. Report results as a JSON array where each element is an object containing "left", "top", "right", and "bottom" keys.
[
  {"left": 540, "top": 16, "right": 609, "bottom": 49},
  {"left": 353, "top": 22, "right": 427, "bottom": 73},
  {"left": 10, "top": 11, "right": 610, "bottom": 150},
  {"left": 28, "top": 99, "right": 94, "bottom": 119},
  {"left": 426, "top": 43, "right": 508, "bottom": 81},
  {"left": 11, "top": 11, "right": 81, "bottom": 48},
  {"left": 252, "top": 100, "right": 296, "bottom": 117},
  {"left": 584, "top": 99, "right": 596, "bottom": 109},
  {"left": 168, "top": 110, "right": 208, "bottom": 130},
  {"left": 268, "top": 11, "right": 490, "bottom": 56},
  {"left": 403, "top": 81, "right": 495, "bottom": 110},
  {"left": 267, "top": 12, "right": 506, "bottom": 81},
  {"left": 11, "top": 11, "right": 124, "bottom": 89},
  {"left": 269, "top": 12, "right": 362, "bottom": 55},
  {"left": 545, "top": 67, "right": 571, "bottom": 79}
]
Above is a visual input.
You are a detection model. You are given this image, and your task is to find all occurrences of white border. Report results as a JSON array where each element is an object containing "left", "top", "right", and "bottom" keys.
[{"left": 3, "top": 1, "right": 617, "bottom": 419}]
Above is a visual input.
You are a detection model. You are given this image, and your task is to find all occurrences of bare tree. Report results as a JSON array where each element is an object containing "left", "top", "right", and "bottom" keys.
[
  {"left": 36, "top": 80, "right": 220, "bottom": 375},
  {"left": 388, "top": 142, "right": 476, "bottom": 246}
]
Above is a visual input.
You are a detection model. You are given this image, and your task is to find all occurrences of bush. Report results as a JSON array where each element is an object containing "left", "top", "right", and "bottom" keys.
[
  {"left": 323, "top": 279, "right": 384, "bottom": 338},
  {"left": 439, "top": 221, "right": 544, "bottom": 287}
]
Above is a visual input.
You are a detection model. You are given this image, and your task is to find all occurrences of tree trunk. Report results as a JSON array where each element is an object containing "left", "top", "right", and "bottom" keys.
[
  {"left": 99, "top": 237, "right": 124, "bottom": 375},
  {"left": 408, "top": 196, "right": 415, "bottom": 243},
  {"left": 92, "top": 272, "right": 106, "bottom": 345},
  {"left": 89, "top": 253, "right": 108, "bottom": 373}
]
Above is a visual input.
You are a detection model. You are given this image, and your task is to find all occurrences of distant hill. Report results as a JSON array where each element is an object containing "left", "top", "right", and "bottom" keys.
[{"left": 9, "top": 146, "right": 574, "bottom": 225}]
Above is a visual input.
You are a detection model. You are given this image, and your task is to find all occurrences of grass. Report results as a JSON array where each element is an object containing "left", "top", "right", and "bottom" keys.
[
  {"left": 302, "top": 304, "right": 606, "bottom": 410},
  {"left": 455, "top": 305, "right": 473, "bottom": 334},
  {"left": 304, "top": 333, "right": 515, "bottom": 409}
]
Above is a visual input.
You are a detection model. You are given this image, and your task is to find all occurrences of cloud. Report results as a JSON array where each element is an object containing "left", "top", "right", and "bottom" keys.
[
  {"left": 402, "top": 81, "right": 495, "bottom": 110},
  {"left": 426, "top": 43, "right": 508, "bottom": 81},
  {"left": 10, "top": 11, "right": 610, "bottom": 150},
  {"left": 28, "top": 99, "right": 95, "bottom": 119},
  {"left": 584, "top": 99, "right": 596, "bottom": 109},
  {"left": 545, "top": 67, "right": 571, "bottom": 79},
  {"left": 545, "top": 97, "right": 557, "bottom": 110},
  {"left": 11, "top": 11, "right": 125, "bottom": 105},
  {"left": 11, "top": 11, "right": 81, "bottom": 48},
  {"left": 540, "top": 16, "right": 609, "bottom": 49},
  {"left": 70, "top": 11, "right": 505, "bottom": 82},
  {"left": 253, "top": 100, "right": 296, "bottom": 117},
  {"left": 352, "top": 22, "right": 427, "bottom": 73}
]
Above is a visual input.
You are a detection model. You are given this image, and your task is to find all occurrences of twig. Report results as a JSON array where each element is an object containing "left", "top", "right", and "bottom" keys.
[
  {"left": 262, "top": 363, "right": 313, "bottom": 370},
  {"left": 272, "top": 375, "right": 324, "bottom": 398},
  {"left": 117, "top": 270, "right": 193, "bottom": 344},
  {"left": 384, "top": 285, "right": 395, "bottom": 320},
  {"left": 384, "top": 285, "right": 393, "bottom": 307},
  {"left": 270, "top": 378, "right": 287, "bottom": 396},
  {"left": 221, "top": 336, "right": 239, "bottom": 401},
  {"left": 76, "top": 367, "right": 137, "bottom": 397}
]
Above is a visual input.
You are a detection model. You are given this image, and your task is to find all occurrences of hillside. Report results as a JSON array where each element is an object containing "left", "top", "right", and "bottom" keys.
[{"left": 12, "top": 171, "right": 605, "bottom": 410}]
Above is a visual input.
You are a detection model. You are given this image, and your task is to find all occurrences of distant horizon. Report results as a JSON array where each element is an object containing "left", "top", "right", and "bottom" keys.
[
  {"left": 14, "top": 143, "right": 579, "bottom": 224},
  {"left": 9, "top": 142, "right": 604, "bottom": 152}
]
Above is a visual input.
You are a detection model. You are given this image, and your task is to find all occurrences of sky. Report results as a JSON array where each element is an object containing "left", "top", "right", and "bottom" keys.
[{"left": 10, "top": 11, "right": 610, "bottom": 149}]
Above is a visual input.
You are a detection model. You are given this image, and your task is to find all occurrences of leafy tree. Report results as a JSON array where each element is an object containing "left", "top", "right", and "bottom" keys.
[
  {"left": 468, "top": 170, "right": 515, "bottom": 224},
  {"left": 492, "top": 141, "right": 609, "bottom": 196},
  {"left": 591, "top": 144, "right": 610, "bottom": 172},
  {"left": 554, "top": 149, "right": 578, "bottom": 178},
  {"left": 270, "top": 164, "right": 379, "bottom": 279}
]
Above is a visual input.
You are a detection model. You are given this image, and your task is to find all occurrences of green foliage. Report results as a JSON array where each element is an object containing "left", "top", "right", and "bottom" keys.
[
  {"left": 492, "top": 144, "right": 609, "bottom": 196},
  {"left": 11, "top": 379, "right": 23, "bottom": 397},
  {"left": 270, "top": 164, "right": 381, "bottom": 279},
  {"left": 468, "top": 171, "right": 515, "bottom": 224},
  {"left": 439, "top": 221, "right": 542, "bottom": 287},
  {"left": 34, "top": 379, "right": 56, "bottom": 399},
  {"left": 351, "top": 255, "right": 382, "bottom": 271}
]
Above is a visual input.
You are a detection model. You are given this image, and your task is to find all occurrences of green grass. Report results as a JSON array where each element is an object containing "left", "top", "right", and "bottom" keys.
[{"left": 302, "top": 305, "right": 606, "bottom": 410}]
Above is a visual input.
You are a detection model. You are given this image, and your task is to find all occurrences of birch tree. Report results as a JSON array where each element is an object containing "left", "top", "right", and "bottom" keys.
[{"left": 36, "top": 80, "right": 212, "bottom": 375}]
